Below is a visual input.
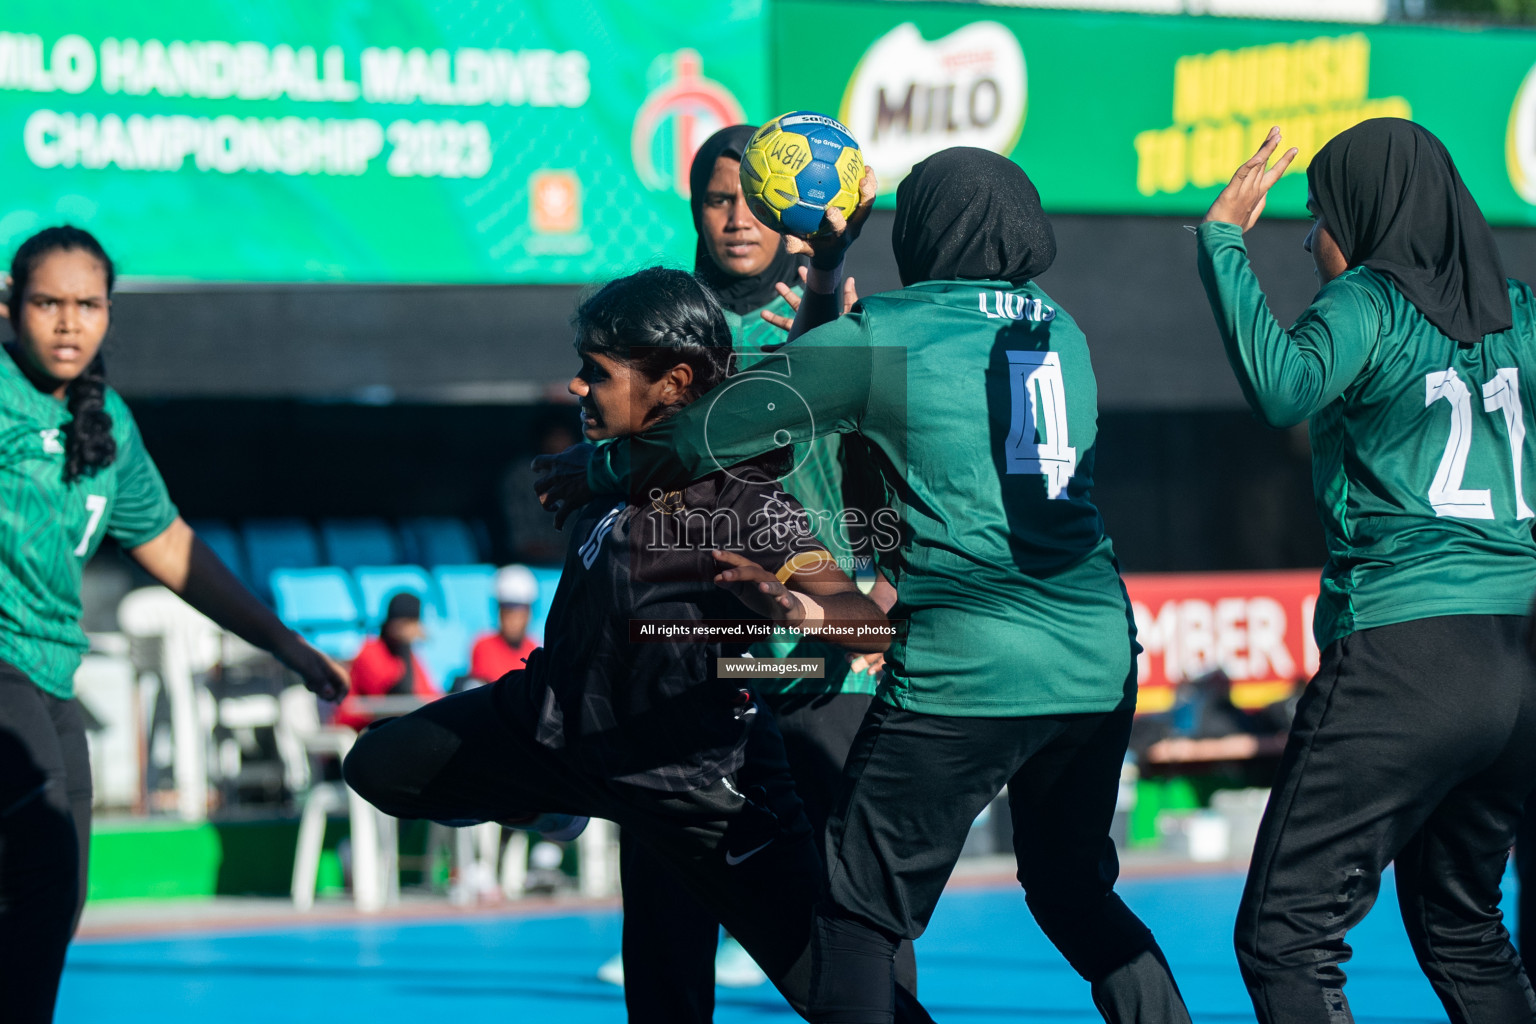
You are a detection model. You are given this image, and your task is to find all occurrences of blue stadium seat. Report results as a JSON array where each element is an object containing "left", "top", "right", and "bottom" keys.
[
  {"left": 243, "top": 519, "right": 321, "bottom": 602},
  {"left": 353, "top": 565, "right": 439, "bottom": 632},
  {"left": 270, "top": 568, "right": 365, "bottom": 660},
  {"left": 435, "top": 565, "right": 497, "bottom": 641},
  {"left": 320, "top": 519, "right": 402, "bottom": 570},
  {"left": 399, "top": 517, "right": 480, "bottom": 568},
  {"left": 417, "top": 620, "right": 470, "bottom": 691},
  {"left": 187, "top": 519, "right": 247, "bottom": 585}
]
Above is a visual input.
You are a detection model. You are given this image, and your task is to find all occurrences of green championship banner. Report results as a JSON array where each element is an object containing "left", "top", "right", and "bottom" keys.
[
  {"left": 0, "top": 2, "right": 767, "bottom": 282},
  {"left": 769, "top": 1, "right": 1536, "bottom": 225}
]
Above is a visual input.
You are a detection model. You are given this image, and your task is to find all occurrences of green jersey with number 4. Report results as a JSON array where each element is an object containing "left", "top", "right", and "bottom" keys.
[
  {"left": 591, "top": 281, "right": 1134, "bottom": 717},
  {"left": 0, "top": 350, "right": 179, "bottom": 698},
  {"left": 1198, "top": 221, "right": 1536, "bottom": 646}
]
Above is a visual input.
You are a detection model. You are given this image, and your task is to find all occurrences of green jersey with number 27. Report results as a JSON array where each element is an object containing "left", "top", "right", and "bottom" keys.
[
  {"left": 591, "top": 280, "right": 1134, "bottom": 717},
  {"left": 0, "top": 350, "right": 178, "bottom": 698},
  {"left": 1198, "top": 221, "right": 1536, "bottom": 646}
]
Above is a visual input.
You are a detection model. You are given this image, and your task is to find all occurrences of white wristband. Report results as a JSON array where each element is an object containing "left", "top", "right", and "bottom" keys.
[{"left": 789, "top": 591, "right": 826, "bottom": 631}]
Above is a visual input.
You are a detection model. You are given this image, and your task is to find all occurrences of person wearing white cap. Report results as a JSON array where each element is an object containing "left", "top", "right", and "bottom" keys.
[{"left": 468, "top": 565, "right": 540, "bottom": 684}]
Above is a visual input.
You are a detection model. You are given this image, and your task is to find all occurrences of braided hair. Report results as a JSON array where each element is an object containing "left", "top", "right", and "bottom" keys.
[
  {"left": 8, "top": 227, "right": 117, "bottom": 482},
  {"left": 572, "top": 266, "right": 734, "bottom": 410},
  {"left": 572, "top": 266, "right": 792, "bottom": 476}
]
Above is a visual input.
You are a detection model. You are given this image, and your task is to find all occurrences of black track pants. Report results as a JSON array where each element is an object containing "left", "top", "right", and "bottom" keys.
[
  {"left": 808, "top": 698, "right": 1189, "bottom": 1024},
  {"left": 0, "top": 661, "right": 93, "bottom": 1024},
  {"left": 1236, "top": 615, "right": 1536, "bottom": 1024},
  {"left": 618, "top": 691, "right": 919, "bottom": 1024},
  {"left": 1519, "top": 791, "right": 1535, "bottom": 956},
  {"left": 342, "top": 679, "right": 933, "bottom": 1023}
]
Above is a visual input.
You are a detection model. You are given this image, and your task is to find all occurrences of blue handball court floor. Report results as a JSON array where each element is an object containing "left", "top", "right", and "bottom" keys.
[{"left": 60, "top": 866, "right": 1522, "bottom": 1024}]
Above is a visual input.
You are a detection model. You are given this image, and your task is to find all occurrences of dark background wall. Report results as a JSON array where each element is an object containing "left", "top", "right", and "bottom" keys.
[{"left": 92, "top": 213, "right": 1536, "bottom": 572}]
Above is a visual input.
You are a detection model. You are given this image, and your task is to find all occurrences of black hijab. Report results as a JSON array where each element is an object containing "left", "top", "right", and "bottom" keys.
[
  {"left": 891, "top": 147, "right": 1056, "bottom": 287},
  {"left": 690, "top": 124, "right": 804, "bottom": 315},
  {"left": 1308, "top": 118, "right": 1511, "bottom": 344}
]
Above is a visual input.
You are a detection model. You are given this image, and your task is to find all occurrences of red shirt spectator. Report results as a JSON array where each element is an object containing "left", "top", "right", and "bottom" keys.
[
  {"left": 334, "top": 592, "right": 437, "bottom": 730},
  {"left": 469, "top": 633, "right": 538, "bottom": 683},
  {"left": 467, "top": 565, "right": 542, "bottom": 684}
]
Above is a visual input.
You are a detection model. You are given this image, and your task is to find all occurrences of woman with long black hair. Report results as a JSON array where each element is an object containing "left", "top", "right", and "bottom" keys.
[
  {"left": 0, "top": 226, "right": 346, "bottom": 1023},
  {"left": 1197, "top": 119, "right": 1536, "bottom": 1023}
]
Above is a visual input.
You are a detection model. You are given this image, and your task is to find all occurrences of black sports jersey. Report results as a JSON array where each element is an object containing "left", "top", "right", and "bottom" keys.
[{"left": 504, "top": 460, "right": 822, "bottom": 792}]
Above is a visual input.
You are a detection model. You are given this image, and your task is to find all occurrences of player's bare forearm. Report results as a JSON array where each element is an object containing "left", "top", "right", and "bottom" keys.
[
  {"left": 869, "top": 571, "right": 897, "bottom": 614},
  {"left": 798, "top": 590, "right": 892, "bottom": 653},
  {"left": 714, "top": 549, "right": 890, "bottom": 651},
  {"left": 778, "top": 555, "right": 891, "bottom": 651}
]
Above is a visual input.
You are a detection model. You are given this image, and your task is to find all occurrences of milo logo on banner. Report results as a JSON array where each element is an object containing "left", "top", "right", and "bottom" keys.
[{"left": 838, "top": 22, "right": 1026, "bottom": 187}]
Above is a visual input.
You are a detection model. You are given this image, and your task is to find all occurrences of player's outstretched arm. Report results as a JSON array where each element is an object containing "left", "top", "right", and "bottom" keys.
[
  {"left": 712, "top": 549, "right": 891, "bottom": 653},
  {"left": 127, "top": 518, "right": 348, "bottom": 700},
  {"left": 1196, "top": 129, "right": 1377, "bottom": 427}
]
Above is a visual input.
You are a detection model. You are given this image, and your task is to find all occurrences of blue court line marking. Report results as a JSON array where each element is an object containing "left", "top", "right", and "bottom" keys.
[{"left": 60, "top": 868, "right": 1518, "bottom": 1023}]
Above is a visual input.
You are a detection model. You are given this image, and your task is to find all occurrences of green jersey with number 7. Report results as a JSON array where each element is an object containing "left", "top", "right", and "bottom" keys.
[
  {"left": 1197, "top": 220, "right": 1536, "bottom": 647},
  {"left": 588, "top": 279, "right": 1134, "bottom": 717},
  {"left": 0, "top": 348, "right": 178, "bottom": 697}
]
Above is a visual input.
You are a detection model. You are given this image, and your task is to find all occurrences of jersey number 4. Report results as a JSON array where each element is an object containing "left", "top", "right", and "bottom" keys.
[
  {"left": 1425, "top": 367, "right": 1534, "bottom": 521},
  {"left": 1005, "top": 351, "right": 1077, "bottom": 499}
]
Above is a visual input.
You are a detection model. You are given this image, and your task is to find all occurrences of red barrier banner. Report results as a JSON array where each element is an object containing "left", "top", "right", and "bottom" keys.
[{"left": 1123, "top": 570, "right": 1321, "bottom": 713}]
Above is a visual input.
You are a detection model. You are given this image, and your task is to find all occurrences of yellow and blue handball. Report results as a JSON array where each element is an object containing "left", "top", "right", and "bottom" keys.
[{"left": 740, "top": 111, "right": 864, "bottom": 238}]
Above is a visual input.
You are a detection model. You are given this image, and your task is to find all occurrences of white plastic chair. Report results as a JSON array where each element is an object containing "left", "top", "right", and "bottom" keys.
[
  {"left": 445, "top": 822, "right": 525, "bottom": 904},
  {"left": 281, "top": 688, "right": 398, "bottom": 912},
  {"left": 435, "top": 817, "right": 613, "bottom": 902},
  {"left": 578, "top": 818, "right": 618, "bottom": 897},
  {"left": 117, "top": 587, "right": 224, "bottom": 821}
]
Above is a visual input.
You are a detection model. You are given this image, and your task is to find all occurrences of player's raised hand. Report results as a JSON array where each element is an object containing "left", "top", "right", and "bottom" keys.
[
  {"left": 712, "top": 549, "right": 802, "bottom": 625},
  {"left": 784, "top": 166, "right": 878, "bottom": 266},
  {"left": 1204, "top": 127, "right": 1299, "bottom": 233},
  {"left": 533, "top": 442, "right": 597, "bottom": 528},
  {"left": 761, "top": 267, "right": 859, "bottom": 332}
]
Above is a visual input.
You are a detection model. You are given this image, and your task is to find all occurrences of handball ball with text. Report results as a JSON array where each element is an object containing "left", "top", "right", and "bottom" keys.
[{"left": 739, "top": 110, "right": 863, "bottom": 237}]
